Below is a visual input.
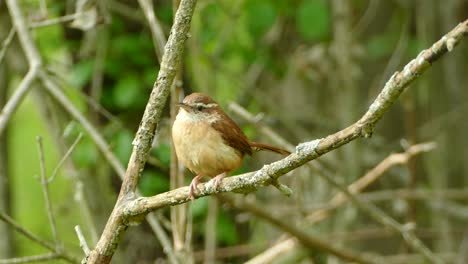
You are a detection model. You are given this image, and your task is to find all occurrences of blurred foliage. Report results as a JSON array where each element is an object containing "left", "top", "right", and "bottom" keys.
[{"left": 4, "top": 0, "right": 468, "bottom": 263}]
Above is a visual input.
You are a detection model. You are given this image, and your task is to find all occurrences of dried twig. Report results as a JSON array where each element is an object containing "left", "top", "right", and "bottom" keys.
[
  {"left": 36, "top": 136, "right": 59, "bottom": 246},
  {"left": 0, "top": 28, "right": 15, "bottom": 64},
  {"left": 75, "top": 225, "right": 90, "bottom": 255},
  {"left": 0, "top": 253, "right": 60, "bottom": 264},
  {"left": 30, "top": 13, "right": 84, "bottom": 28},
  {"left": 220, "top": 195, "right": 382, "bottom": 264},
  {"left": 48, "top": 133, "right": 83, "bottom": 183},
  {"left": 0, "top": 212, "right": 79, "bottom": 263},
  {"left": 138, "top": 0, "right": 166, "bottom": 63}
]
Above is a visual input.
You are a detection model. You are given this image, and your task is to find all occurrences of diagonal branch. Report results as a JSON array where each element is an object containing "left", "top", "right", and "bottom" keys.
[
  {"left": 85, "top": 0, "right": 197, "bottom": 263},
  {"left": 130, "top": 19, "right": 468, "bottom": 213},
  {"left": 219, "top": 195, "right": 382, "bottom": 264},
  {"left": 126, "top": 18, "right": 467, "bottom": 263}
]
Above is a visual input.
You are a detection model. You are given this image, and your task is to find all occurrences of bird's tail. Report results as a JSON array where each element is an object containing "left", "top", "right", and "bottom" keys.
[{"left": 249, "top": 142, "right": 290, "bottom": 155}]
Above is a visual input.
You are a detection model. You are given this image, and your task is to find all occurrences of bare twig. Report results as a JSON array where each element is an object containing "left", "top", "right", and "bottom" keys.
[
  {"left": 306, "top": 142, "right": 437, "bottom": 223},
  {"left": 0, "top": 212, "right": 55, "bottom": 252},
  {"left": 0, "top": 67, "right": 38, "bottom": 136},
  {"left": 30, "top": 13, "right": 84, "bottom": 28},
  {"left": 39, "top": 73, "right": 126, "bottom": 178},
  {"left": 193, "top": 243, "right": 265, "bottom": 261},
  {"left": 49, "top": 133, "right": 83, "bottom": 183},
  {"left": 146, "top": 214, "right": 180, "bottom": 264},
  {"left": 246, "top": 142, "right": 437, "bottom": 263},
  {"left": 89, "top": 27, "right": 108, "bottom": 107},
  {"left": 75, "top": 225, "right": 90, "bottom": 255},
  {"left": 36, "top": 136, "right": 59, "bottom": 246},
  {"left": 244, "top": 239, "right": 295, "bottom": 264},
  {"left": 0, "top": 212, "right": 79, "bottom": 263},
  {"left": 0, "top": 28, "right": 15, "bottom": 64},
  {"left": 1, "top": 0, "right": 44, "bottom": 137},
  {"left": 38, "top": 0, "right": 48, "bottom": 18},
  {"left": 138, "top": 0, "right": 166, "bottom": 63},
  {"left": 0, "top": 253, "right": 60, "bottom": 264},
  {"left": 204, "top": 198, "right": 218, "bottom": 264},
  {"left": 219, "top": 195, "right": 381, "bottom": 264}
]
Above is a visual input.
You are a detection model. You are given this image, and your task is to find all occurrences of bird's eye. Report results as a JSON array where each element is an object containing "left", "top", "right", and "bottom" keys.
[{"left": 196, "top": 105, "right": 204, "bottom": 111}]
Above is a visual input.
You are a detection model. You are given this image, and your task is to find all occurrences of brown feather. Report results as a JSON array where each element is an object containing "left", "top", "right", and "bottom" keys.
[
  {"left": 211, "top": 109, "right": 253, "bottom": 156},
  {"left": 249, "top": 142, "right": 291, "bottom": 155}
]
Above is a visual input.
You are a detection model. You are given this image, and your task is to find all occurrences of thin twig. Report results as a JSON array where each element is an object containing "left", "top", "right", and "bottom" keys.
[
  {"left": 0, "top": 253, "right": 60, "bottom": 264},
  {"left": 38, "top": 0, "right": 48, "bottom": 18},
  {"left": 234, "top": 100, "right": 436, "bottom": 262},
  {"left": 0, "top": 28, "right": 15, "bottom": 64},
  {"left": 36, "top": 136, "right": 59, "bottom": 246},
  {"left": 0, "top": 212, "right": 79, "bottom": 263},
  {"left": 219, "top": 195, "right": 381, "bottom": 264},
  {"left": 48, "top": 133, "right": 83, "bottom": 183},
  {"left": 0, "top": 67, "right": 38, "bottom": 136},
  {"left": 39, "top": 73, "right": 126, "bottom": 178},
  {"left": 138, "top": 0, "right": 166, "bottom": 63},
  {"left": 0, "top": 212, "right": 55, "bottom": 252},
  {"left": 306, "top": 142, "right": 437, "bottom": 223},
  {"left": 204, "top": 198, "right": 218, "bottom": 264},
  {"left": 30, "top": 13, "right": 84, "bottom": 28},
  {"left": 146, "top": 214, "right": 180, "bottom": 264},
  {"left": 75, "top": 225, "right": 90, "bottom": 255}
]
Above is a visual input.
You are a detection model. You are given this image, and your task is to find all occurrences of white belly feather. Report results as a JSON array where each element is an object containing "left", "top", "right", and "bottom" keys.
[{"left": 172, "top": 109, "right": 242, "bottom": 177}]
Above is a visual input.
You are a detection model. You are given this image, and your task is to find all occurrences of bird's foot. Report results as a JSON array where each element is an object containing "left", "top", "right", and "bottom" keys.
[
  {"left": 189, "top": 175, "right": 203, "bottom": 200},
  {"left": 212, "top": 172, "right": 227, "bottom": 192}
]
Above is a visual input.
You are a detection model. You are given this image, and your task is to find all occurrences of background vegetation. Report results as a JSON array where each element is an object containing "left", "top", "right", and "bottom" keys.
[{"left": 1, "top": 0, "right": 467, "bottom": 263}]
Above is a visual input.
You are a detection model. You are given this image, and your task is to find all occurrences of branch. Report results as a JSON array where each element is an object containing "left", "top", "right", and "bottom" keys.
[
  {"left": 0, "top": 253, "right": 60, "bottom": 264},
  {"left": 125, "top": 19, "right": 467, "bottom": 263},
  {"left": 0, "top": 212, "right": 79, "bottom": 263},
  {"left": 75, "top": 225, "right": 90, "bottom": 255},
  {"left": 0, "top": 67, "right": 38, "bottom": 137},
  {"left": 219, "top": 195, "right": 382, "bottom": 264},
  {"left": 129, "top": 19, "right": 468, "bottom": 213},
  {"left": 36, "top": 137, "right": 59, "bottom": 246},
  {"left": 85, "top": 0, "right": 197, "bottom": 262},
  {"left": 138, "top": 0, "right": 166, "bottom": 63},
  {"left": 0, "top": 28, "right": 15, "bottom": 64},
  {"left": 247, "top": 142, "right": 436, "bottom": 263}
]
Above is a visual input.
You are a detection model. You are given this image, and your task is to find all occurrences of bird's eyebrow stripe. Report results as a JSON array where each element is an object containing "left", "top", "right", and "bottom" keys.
[{"left": 193, "top": 103, "right": 217, "bottom": 108}]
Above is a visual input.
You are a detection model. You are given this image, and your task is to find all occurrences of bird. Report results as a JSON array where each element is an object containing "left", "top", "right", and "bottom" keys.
[{"left": 172, "top": 93, "right": 290, "bottom": 200}]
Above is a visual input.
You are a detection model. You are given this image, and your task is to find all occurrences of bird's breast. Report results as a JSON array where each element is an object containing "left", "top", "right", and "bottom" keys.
[{"left": 172, "top": 114, "right": 242, "bottom": 177}]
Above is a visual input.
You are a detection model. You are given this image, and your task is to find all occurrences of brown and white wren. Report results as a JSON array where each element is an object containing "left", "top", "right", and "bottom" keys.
[{"left": 172, "top": 93, "right": 290, "bottom": 200}]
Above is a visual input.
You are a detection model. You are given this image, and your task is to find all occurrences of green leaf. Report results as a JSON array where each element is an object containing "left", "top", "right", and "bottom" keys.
[
  {"left": 217, "top": 211, "right": 239, "bottom": 245},
  {"left": 296, "top": 0, "right": 330, "bottom": 41},
  {"left": 112, "top": 73, "right": 142, "bottom": 108},
  {"left": 69, "top": 59, "right": 94, "bottom": 88},
  {"left": 198, "top": 3, "right": 224, "bottom": 52},
  {"left": 139, "top": 171, "right": 169, "bottom": 196},
  {"left": 73, "top": 137, "right": 98, "bottom": 167},
  {"left": 152, "top": 143, "right": 171, "bottom": 167},
  {"left": 113, "top": 131, "right": 133, "bottom": 164},
  {"left": 246, "top": 0, "right": 277, "bottom": 36},
  {"left": 367, "top": 34, "right": 395, "bottom": 59},
  {"left": 191, "top": 197, "right": 209, "bottom": 219}
]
